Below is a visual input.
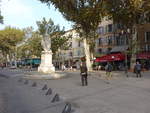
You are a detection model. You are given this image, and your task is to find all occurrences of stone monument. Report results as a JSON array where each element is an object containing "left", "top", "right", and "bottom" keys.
[{"left": 38, "top": 26, "right": 55, "bottom": 73}]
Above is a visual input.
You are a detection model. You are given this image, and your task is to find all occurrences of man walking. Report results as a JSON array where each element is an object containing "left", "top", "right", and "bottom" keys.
[
  {"left": 134, "top": 61, "right": 142, "bottom": 77},
  {"left": 105, "top": 62, "right": 113, "bottom": 80},
  {"left": 80, "top": 62, "right": 88, "bottom": 86}
]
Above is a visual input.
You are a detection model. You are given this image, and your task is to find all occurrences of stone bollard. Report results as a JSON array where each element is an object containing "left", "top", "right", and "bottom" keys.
[
  {"left": 42, "top": 84, "right": 48, "bottom": 90},
  {"left": 45, "top": 88, "right": 52, "bottom": 95},
  {"left": 24, "top": 80, "right": 28, "bottom": 84},
  {"left": 51, "top": 93, "right": 60, "bottom": 103},
  {"left": 62, "top": 102, "right": 72, "bottom": 113},
  {"left": 32, "top": 82, "right": 37, "bottom": 87}
]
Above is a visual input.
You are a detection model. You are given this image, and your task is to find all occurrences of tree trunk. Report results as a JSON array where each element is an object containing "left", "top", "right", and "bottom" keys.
[
  {"left": 6, "top": 54, "right": 10, "bottom": 67},
  {"left": 83, "top": 38, "right": 92, "bottom": 71},
  {"left": 90, "top": 52, "right": 94, "bottom": 66},
  {"left": 130, "top": 27, "right": 138, "bottom": 70}
]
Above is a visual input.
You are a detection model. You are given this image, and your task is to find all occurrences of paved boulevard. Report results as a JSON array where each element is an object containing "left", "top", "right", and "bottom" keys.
[{"left": 0, "top": 68, "right": 150, "bottom": 113}]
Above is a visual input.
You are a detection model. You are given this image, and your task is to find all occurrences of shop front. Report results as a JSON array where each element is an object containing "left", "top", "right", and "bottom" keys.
[
  {"left": 137, "top": 52, "right": 150, "bottom": 70},
  {"left": 95, "top": 53, "right": 126, "bottom": 70}
]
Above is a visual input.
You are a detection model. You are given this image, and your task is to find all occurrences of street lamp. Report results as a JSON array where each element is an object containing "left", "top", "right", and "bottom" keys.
[{"left": 121, "top": 28, "right": 131, "bottom": 76}]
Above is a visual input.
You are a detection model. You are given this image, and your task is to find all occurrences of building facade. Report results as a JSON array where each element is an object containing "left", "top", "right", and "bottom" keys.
[
  {"left": 95, "top": 18, "right": 128, "bottom": 56},
  {"left": 55, "top": 29, "right": 84, "bottom": 69},
  {"left": 95, "top": 18, "right": 150, "bottom": 70}
]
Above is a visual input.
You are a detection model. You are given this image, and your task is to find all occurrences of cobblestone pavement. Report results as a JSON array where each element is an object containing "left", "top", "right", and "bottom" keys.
[{"left": 0, "top": 69, "right": 150, "bottom": 113}]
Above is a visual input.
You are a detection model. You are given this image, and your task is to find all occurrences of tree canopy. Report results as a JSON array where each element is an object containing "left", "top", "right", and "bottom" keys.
[
  {"left": 36, "top": 17, "right": 60, "bottom": 36},
  {"left": 0, "top": 26, "right": 24, "bottom": 62},
  {"left": 38, "top": 0, "right": 105, "bottom": 34},
  {"left": 0, "top": 15, "right": 3, "bottom": 24},
  {"left": 39, "top": 0, "right": 150, "bottom": 31},
  {"left": 17, "top": 33, "right": 42, "bottom": 59},
  {"left": 0, "top": 26, "right": 24, "bottom": 54},
  {"left": 104, "top": 0, "right": 150, "bottom": 27},
  {"left": 0, "top": 3, "right": 3, "bottom": 24},
  {"left": 36, "top": 17, "right": 69, "bottom": 54}
]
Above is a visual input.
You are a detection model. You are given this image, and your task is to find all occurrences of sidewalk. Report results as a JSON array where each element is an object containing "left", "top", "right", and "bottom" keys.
[
  {"left": 0, "top": 74, "right": 68, "bottom": 113},
  {"left": 23, "top": 70, "right": 150, "bottom": 113},
  {"left": 1, "top": 69, "right": 150, "bottom": 113}
]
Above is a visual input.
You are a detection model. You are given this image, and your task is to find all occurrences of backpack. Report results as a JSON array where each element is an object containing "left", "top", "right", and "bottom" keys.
[{"left": 135, "top": 64, "right": 141, "bottom": 71}]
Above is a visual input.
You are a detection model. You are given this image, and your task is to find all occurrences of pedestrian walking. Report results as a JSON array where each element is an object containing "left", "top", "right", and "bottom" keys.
[
  {"left": 1, "top": 63, "right": 4, "bottom": 69},
  {"left": 124, "top": 66, "right": 128, "bottom": 77},
  {"left": 98, "top": 65, "right": 101, "bottom": 71},
  {"left": 80, "top": 62, "right": 88, "bottom": 86},
  {"left": 61, "top": 64, "right": 66, "bottom": 71},
  {"left": 105, "top": 62, "right": 113, "bottom": 80},
  {"left": 134, "top": 61, "right": 142, "bottom": 78}
]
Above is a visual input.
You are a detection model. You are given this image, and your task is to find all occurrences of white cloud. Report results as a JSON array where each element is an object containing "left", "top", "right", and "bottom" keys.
[
  {"left": 1, "top": 0, "right": 33, "bottom": 22},
  {"left": 0, "top": 0, "right": 72, "bottom": 30}
]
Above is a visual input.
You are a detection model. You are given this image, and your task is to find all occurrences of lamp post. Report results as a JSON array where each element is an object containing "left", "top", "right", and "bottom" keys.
[{"left": 121, "top": 28, "right": 131, "bottom": 76}]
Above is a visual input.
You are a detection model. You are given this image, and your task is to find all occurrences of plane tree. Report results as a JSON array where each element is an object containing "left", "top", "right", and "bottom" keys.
[
  {"left": 38, "top": 0, "right": 150, "bottom": 69},
  {"left": 0, "top": 26, "right": 24, "bottom": 64},
  {"left": 104, "top": 0, "right": 150, "bottom": 68},
  {"left": 38, "top": 0, "right": 105, "bottom": 70}
]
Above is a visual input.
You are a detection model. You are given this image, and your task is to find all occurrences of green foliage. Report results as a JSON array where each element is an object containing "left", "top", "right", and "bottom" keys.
[
  {"left": 0, "top": 15, "right": 3, "bottom": 24},
  {"left": 36, "top": 17, "right": 69, "bottom": 54},
  {"left": 27, "top": 33, "right": 43, "bottom": 57},
  {"left": 17, "top": 33, "right": 42, "bottom": 59},
  {"left": 38, "top": 0, "right": 104, "bottom": 35},
  {"left": 38, "top": 0, "right": 106, "bottom": 57},
  {"left": 36, "top": 17, "right": 60, "bottom": 36},
  {"left": 0, "top": 26, "right": 24, "bottom": 55},
  {"left": 104, "top": 0, "right": 150, "bottom": 27},
  {"left": 51, "top": 34, "right": 69, "bottom": 54},
  {"left": 0, "top": 8, "right": 3, "bottom": 24}
]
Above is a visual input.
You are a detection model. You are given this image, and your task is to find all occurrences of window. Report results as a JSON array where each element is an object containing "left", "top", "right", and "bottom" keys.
[
  {"left": 108, "top": 36, "right": 113, "bottom": 45},
  {"left": 116, "top": 36, "right": 122, "bottom": 46},
  {"left": 78, "top": 41, "right": 81, "bottom": 47},
  {"left": 105, "top": 26, "right": 108, "bottom": 33},
  {"left": 116, "top": 36, "right": 120, "bottom": 45},
  {"left": 98, "top": 48, "right": 102, "bottom": 53},
  {"left": 126, "top": 35, "right": 129, "bottom": 45},
  {"left": 144, "top": 44, "right": 150, "bottom": 52},
  {"left": 115, "top": 35, "right": 126, "bottom": 46},
  {"left": 148, "top": 45, "right": 150, "bottom": 52},
  {"left": 69, "top": 52, "right": 73, "bottom": 57},
  {"left": 101, "top": 37, "right": 107, "bottom": 45},
  {"left": 117, "top": 23, "right": 124, "bottom": 29},
  {"left": 97, "top": 27, "right": 104, "bottom": 34},
  {"left": 145, "top": 32, "right": 150, "bottom": 42},
  {"left": 107, "top": 48, "right": 112, "bottom": 53},
  {"left": 148, "top": 17, "right": 150, "bottom": 23},
  {"left": 120, "top": 35, "right": 126, "bottom": 45},
  {"left": 98, "top": 38, "right": 102, "bottom": 45},
  {"left": 108, "top": 24, "right": 113, "bottom": 32},
  {"left": 77, "top": 50, "right": 81, "bottom": 56},
  {"left": 113, "top": 24, "right": 118, "bottom": 31}
]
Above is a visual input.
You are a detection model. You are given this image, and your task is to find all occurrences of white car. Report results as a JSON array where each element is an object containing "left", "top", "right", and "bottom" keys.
[{"left": 10, "top": 66, "right": 17, "bottom": 69}]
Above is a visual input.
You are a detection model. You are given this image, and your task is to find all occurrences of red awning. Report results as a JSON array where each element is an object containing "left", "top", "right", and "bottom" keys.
[
  {"left": 95, "top": 53, "right": 125, "bottom": 62},
  {"left": 137, "top": 52, "right": 150, "bottom": 59}
]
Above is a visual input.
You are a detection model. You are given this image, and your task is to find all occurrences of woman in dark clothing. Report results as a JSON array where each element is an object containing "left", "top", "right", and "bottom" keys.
[
  {"left": 80, "top": 62, "right": 88, "bottom": 86},
  {"left": 134, "top": 61, "right": 142, "bottom": 78}
]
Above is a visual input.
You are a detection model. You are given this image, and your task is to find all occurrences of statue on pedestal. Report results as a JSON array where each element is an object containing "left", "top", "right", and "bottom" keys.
[
  {"left": 38, "top": 25, "right": 55, "bottom": 73},
  {"left": 41, "top": 25, "right": 51, "bottom": 52}
]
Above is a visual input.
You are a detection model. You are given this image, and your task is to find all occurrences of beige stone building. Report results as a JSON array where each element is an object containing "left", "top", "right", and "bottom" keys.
[{"left": 55, "top": 29, "right": 84, "bottom": 69}]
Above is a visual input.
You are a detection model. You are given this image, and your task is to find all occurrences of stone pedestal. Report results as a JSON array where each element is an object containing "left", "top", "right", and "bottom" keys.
[{"left": 38, "top": 51, "right": 55, "bottom": 73}]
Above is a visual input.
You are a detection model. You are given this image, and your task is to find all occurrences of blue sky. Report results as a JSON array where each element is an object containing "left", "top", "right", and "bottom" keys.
[{"left": 0, "top": 0, "right": 73, "bottom": 31}]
